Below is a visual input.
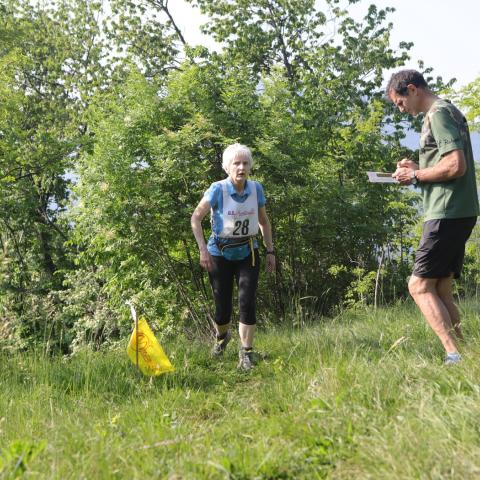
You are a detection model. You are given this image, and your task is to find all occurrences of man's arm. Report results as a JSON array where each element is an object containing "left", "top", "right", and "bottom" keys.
[
  {"left": 394, "top": 149, "right": 466, "bottom": 185},
  {"left": 416, "top": 149, "right": 466, "bottom": 182}
]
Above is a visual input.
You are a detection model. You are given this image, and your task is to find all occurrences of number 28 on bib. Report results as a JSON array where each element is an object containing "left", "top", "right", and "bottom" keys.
[{"left": 219, "top": 180, "right": 259, "bottom": 238}]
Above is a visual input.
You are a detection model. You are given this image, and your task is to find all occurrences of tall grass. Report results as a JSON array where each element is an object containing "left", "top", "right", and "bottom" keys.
[{"left": 1, "top": 300, "right": 480, "bottom": 479}]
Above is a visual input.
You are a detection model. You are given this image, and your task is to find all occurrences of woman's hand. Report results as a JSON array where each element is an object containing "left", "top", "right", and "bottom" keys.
[
  {"left": 266, "top": 253, "right": 276, "bottom": 273},
  {"left": 258, "top": 206, "right": 275, "bottom": 274},
  {"left": 200, "top": 247, "right": 214, "bottom": 272}
]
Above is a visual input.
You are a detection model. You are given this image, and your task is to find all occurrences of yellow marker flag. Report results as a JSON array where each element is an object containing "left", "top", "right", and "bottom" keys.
[{"left": 127, "top": 317, "right": 174, "bottom": 376}]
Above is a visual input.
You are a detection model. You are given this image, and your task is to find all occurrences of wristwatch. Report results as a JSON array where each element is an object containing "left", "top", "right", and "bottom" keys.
[
  {"left": 266, "top": 250, "right": 275, "bottom": 255},
  {"left": 411, "top": 170, "right": 418, "bottom": 186}
]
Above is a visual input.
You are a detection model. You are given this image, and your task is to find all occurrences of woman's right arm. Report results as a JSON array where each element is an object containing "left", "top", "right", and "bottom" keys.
[{"left": 191, "top": 198, "right": 214, "bottom": 271}]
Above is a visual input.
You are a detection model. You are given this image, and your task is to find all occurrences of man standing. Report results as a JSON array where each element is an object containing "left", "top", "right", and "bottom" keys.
[{"left": 388, "top": 69, "right": 479, "bottom": 364}]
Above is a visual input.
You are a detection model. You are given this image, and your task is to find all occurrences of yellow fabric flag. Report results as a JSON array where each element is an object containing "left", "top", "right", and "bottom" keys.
[{"left": 127, "top": 317, "right": 174, "bottom": 376}]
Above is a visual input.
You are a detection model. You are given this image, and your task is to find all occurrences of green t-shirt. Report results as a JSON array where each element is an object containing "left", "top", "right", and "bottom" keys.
[{"left": 419, "top": 98, "right": 479, "bottom": 221}]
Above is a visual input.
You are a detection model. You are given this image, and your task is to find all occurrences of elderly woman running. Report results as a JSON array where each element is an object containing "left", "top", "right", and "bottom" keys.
[{"left": 191, "top": 143, "right": 275, "bottom": 370}]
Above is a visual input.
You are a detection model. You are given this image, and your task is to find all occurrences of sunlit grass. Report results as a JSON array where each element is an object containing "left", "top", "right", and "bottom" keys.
[{"left": 1, "top": 300, "right": 480, "bottom": 479}]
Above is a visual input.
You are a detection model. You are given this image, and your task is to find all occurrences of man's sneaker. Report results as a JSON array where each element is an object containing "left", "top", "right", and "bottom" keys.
[
  {"left": 444, "top": 352, "right": 462, "bottom": 365},
  {"left": 212, "top": 330, "right": 231, "bottom": 357},
  {"left": 237, "top": 347, "right": 255, "bottom": 371}
]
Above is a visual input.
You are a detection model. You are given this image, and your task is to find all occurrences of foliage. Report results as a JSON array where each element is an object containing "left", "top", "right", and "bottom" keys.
[
  {"left": 0, "top": 0, "right": 199, "bottom": 349},
  {"left": 0, "top": 0, "right": 108, "bottom": 349},
  {"left": 0, "top": 439, "right": 46, "bottom": 479},
  {"left": 457, "top": 76, "right": 480, "bottom": 132},
  {"left": 0, "top": 0, "right": 437, "bottom": 351},
  {"left": 457, "top": 224, "right": 480, "bottom": 298}
]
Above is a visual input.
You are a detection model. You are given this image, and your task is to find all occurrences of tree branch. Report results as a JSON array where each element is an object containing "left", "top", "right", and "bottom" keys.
[{"left": 145, "top": 0, "right": 188, "bottom": 46}]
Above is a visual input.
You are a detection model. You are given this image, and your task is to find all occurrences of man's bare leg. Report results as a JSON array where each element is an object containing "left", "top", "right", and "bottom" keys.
[
  {"left": 437, "top": 275, "right": 464, "bottom": 341},
  {"left": 408, "top": 275, "right": 458, "bottom": 353}
]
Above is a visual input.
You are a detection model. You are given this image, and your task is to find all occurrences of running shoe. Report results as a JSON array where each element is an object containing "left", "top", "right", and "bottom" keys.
[{"left": 212, "top": 330, "right": 232, "bottom": 357}]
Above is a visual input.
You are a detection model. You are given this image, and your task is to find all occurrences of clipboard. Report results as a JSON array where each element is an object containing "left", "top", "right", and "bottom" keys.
[{"left": 367, "top": 172, "right": 399, "bottom": 184}]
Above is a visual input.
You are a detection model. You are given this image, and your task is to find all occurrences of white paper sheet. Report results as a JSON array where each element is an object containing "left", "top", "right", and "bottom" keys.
[{"left": 367, "top": 172, "right": 399, "bottom": 184}]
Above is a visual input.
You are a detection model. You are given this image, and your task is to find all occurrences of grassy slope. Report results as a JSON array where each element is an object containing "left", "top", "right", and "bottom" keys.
[{"left": 1, "top": 301, "right": 480, "bottom": 479}]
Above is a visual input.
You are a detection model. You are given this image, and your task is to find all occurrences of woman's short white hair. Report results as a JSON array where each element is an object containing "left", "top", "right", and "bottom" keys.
[{"left": 222, "top": 143, "right": 253, "bottom": 173}]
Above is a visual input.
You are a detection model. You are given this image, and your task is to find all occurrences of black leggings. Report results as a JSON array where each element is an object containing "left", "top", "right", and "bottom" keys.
[{"left": 208, "top": 250, "right": 260, "bottom": 326}]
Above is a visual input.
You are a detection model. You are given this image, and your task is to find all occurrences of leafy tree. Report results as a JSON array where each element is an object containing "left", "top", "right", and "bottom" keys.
[
  {"left": 1, "top": 0, "right": 432, "bottom": 351},
  {"left": 189, "top": 0, "right": 418, "bottom": 308},
  {"left": 0, "top": 0, "right": 105, "bottom": 348},
  {"left": 67, "top": 59, "right": 267, "bottom": 345},
  {"left": 458, "top": 76, "right": 480, "bottom": 132},
  {"left": 106, "top": 0, "right": 184, "bottom": 81}
]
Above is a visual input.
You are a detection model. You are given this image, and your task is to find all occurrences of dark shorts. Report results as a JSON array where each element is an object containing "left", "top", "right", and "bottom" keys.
[{"left": 413, "top": 217, "right": 477, "bottom": 279}]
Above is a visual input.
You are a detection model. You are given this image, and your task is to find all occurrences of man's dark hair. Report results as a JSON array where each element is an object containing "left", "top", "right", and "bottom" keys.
[{"left": 385, "top": 69, "right": 429, "bottom": 97}]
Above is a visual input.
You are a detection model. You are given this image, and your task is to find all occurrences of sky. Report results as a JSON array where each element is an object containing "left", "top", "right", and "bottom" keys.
[
  {"left": 171, "top": 0, "right": 480, "bottom": 89},
  {"left": 346, "top": 0, "right": 480, "bottom": 89}
]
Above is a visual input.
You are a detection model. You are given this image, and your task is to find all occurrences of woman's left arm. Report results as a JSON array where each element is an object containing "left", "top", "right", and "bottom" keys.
[{"left": 258, "top": 206, "right": 275, "bottom": 273}]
